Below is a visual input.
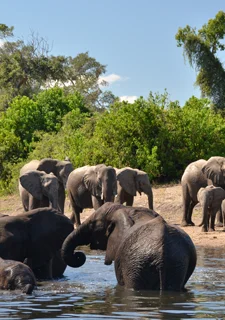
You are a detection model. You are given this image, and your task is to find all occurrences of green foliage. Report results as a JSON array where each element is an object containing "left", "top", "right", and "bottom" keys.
[
  {"left": 0, "top": 88, "right": 89, "bottom": 192},
  {"left": 2, "top": 90, "right": 225, "bottom": 193},
  {"left": 0, "top": 30, "right": 111, "bottom": 111},
  {"left": 175, "top": 11, "right": 225, "bottom": 110},
  {"left": 0, "top": 24, "right": 14, "bottom": 39}
]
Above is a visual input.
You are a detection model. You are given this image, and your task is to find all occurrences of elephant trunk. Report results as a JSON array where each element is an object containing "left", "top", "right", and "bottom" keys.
[
  {"left": 102, "top": 184, "right": 115, "bottom": 202},
  {"left": 48, "top": 191, "right": 59, "bottom": 211},
  {"left": 140, "top": 184, "right": 154, "bottom": 210},
  {"left": 61, "top": 222, "right": 90, "bottom": 268}
]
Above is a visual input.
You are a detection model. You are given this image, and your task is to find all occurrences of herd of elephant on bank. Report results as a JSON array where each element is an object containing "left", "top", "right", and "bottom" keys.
[{"left": 0, "top": 156, "right": 224, "bottom": 295}]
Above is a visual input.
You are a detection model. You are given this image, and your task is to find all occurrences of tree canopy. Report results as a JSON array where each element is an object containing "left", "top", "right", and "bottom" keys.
[
  {"left": 175, "top": 11, "right": 225, "bottom": 110},
  {"left": 0, "top": 25, "right": 116, "bottom": 111}
]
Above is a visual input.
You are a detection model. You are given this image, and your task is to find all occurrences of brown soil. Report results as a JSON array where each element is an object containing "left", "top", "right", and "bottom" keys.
[{"left": 1, "top": 184, "right": 225, "bottom": 248}]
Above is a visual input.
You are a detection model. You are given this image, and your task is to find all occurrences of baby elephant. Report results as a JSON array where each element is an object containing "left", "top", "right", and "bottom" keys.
[
  {"left": 197, "top": 185, "right": 225, "bottom": 232},
  {"left": 0, "top": 258, "right": 36, "bottom": 294}
]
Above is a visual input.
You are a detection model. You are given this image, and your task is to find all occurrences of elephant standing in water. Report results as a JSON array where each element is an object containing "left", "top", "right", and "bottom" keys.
[
  {"left": 0, "top": 258, "right": 36, "bottom": 294},
  {"left": 67, "top": 164, "right": 117, "bottom": 226},
  {"left": 115, "top": 167, "right": 153, "bottom": 209},
  {"left": 0, "top": 207, "right": 74, "bottom": 280},
  {"left": 62, "top": 203, "right": 196, "bottom": 291},
  {"left": 197, "top": 185, "right": 225, "bottom": 232},
  {"left": 19, "top": 158, "right": 73, "bottom": 214}
]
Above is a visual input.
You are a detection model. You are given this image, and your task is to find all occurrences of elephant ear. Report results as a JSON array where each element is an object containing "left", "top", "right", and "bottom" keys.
[
  {"left": 83, "top": 167, "right": 101, "bottom": 197},
  {"left": 37, "top": 158, "right": 58, "bottom": 175},
  {"left": 104, "top": 209, "right": 134, "bottom": 265},
  {"left": 202, "top": 157, "right": 225, "bottom": 186},
  {"left": 117, "top": 167, "right": 137, "bottom": 196},
  {"left": 20, "top": 170, "right": 44, "bottom": 200}
]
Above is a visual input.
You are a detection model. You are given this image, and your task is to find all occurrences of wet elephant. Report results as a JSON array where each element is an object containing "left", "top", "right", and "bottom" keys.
[
  {"left": 0, "top": 258, "right": 36, "bottom": 294},
  {"left": 0, "top": 207, "right": 74, "bottom": 280},
  {"left": 62, "top": 202, "right": 196, "bottom": 291}
]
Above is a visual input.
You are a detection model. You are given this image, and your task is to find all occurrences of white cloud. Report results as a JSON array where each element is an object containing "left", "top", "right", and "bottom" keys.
[
  {"left": 98, "top": 73, "right": 122, "bottom": 86},
  {"left": 119, "top": 96, "right": 138, "bottom": 103}
]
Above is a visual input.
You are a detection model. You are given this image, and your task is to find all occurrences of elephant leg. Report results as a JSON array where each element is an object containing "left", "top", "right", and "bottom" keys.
[
  {"left": 215, "top": 208, "right": 223, "bottom": 227},
  {"left": 181, "top": 187, "right": 192, "bottom": 226},
  {"left": 114, "top": 187, "right": 125, "bottom": 205},
  {"left": 29, "top": 195, "right": 40, "bottom": 210},
  {"left": 92, "top": 195, "right": 103, "bottom": 210},
  {"left": 33, "top": 259, "right": 53, "bottom": 280},
  {"left": 58, "top": 182, "right": 65, "bottom": 214},
  {"left": 124, "top": 191, "right": 134, "bottom": 206},
  {"left": 52, "top": 251, "right": 66, "bottom": 278},
  {"left": 186, "top": 201, "right": 196, "bottom": 226},
  {"left": 209, "top": 210, "right": 216, "bottom": 232},
  {"left": 70, "top": 205, "right": 82, "bottom": 227},
  {"left": 201, "top": 210, "right": 209, "bottom": 232}
]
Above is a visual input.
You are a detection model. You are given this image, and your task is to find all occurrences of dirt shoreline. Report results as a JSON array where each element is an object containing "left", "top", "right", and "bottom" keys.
[{"left": 1, "top": 184, "right": 225, "bottom": 248}]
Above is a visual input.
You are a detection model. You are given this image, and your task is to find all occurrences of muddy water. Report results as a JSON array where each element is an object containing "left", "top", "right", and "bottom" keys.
[{"left": 0, "top": 246, "right": 224, "bottom": 319}]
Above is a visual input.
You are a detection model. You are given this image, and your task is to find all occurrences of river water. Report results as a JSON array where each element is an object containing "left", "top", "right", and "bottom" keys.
[{"left": 0, "top": 246, "right": 224, "bottom": 320}]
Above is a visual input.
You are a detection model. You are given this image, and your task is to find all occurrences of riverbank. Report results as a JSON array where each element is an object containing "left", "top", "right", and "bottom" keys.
[{"left": 1, "top": 184, "right": 225, "bottom": 248}]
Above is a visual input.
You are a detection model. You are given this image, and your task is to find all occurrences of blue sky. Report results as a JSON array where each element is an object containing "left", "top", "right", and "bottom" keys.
[{"left": 1, "top": 0, "right": 225, "bottom": 105}]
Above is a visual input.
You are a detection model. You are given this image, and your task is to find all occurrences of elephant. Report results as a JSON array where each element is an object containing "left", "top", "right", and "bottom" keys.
[
  {"left": 115, "top": 167, "right": 153, "bottom": 209},
  {"left": 0, "top": 207, "right": 74, "bottom": 280},
  {"left": 181, "top": 159, "right": 212, "bottom": 227},
  {"left": 201, "top": 156, "right": 225, "bottom": 226},
  {"left": 0, "top": 258, "right": 36, "bottom": 294},
  {"left": 61, "top": 202, "right": 197, "bottom": 291},
  {"left": 197, "top": 185, "right": 225, "bottom": 232},
  {"left": 19, "top": 158, "right": 74, "bottom": 214},
  {"left": 67, "top": 164, "right": 117, "bottom": 226},
  {"left": 19, "top": 169, "right": 59, "bottom": 212}
]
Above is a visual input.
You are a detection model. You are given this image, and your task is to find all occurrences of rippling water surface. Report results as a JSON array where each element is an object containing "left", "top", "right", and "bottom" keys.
[{"left": 0, "top": 246, "right": 225, "bottom": 320}]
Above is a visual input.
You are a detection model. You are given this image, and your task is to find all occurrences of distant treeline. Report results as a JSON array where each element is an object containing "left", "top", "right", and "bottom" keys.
[{"left": 1, "top": 87, "right": 225, "bottom": 194}]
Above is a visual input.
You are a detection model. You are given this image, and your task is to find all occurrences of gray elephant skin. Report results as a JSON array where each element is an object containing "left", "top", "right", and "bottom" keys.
[
  {"left": 19, "top": 158, "right": 73, "bottom": 214},
  {"left": 181, "top": 156, "right": 225, "bottom": 227},
  {"left": 197, "top": 185, "right": 225, "bottom": 232},
  {"left": 181, "top": 159, "right": 212, "bottom": 227},
  {"left": 61, "top": 203, "right": 197, "bottom": 291},
  {"left": 115, "top": 167, "right": 153, "bottom": 209},
  {"left": 0, "top": 258, "right": 36, "bottom": 294},
  {"left": 19, "top": 168, "right": 59, "bottom": 212},
  {"left": 0, "top": 207, "right": 74, "bottom": 280},
  {"left": 67, "top": 164, "right": 117, "bottom": 226}
]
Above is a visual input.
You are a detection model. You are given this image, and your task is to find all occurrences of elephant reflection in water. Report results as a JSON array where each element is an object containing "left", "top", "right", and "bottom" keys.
[{"left": 62, "top": 202, "right": 196, "bottom": 291}]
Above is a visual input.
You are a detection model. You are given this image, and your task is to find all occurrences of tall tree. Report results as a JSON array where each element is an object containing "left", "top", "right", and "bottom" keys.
[
  {"left": 175, "top": 11, "right": 225, "bottom": 110},
  {"left": 0, "top": 25, "right": 115, "bottom": 111}
]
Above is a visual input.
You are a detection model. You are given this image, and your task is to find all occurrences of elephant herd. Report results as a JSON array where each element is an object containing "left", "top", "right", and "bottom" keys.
[
  {"left": 181, "top": 156, "right": 225, "bottom": 232},
  {"left": 6, "top": 156, "right": 225, "bottom": 294}
]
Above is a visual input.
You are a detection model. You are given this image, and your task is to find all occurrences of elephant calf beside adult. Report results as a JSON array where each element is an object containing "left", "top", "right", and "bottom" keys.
[
  {"left": 115, "top": 167, "right": 153, "bottom": 209},
  {"left": 67, "top": 164, "right": 117, "bottom": 226},
  {"left": 62, "top": 202, "right": 196, "bottom": 291},
  {"left": 197, "top": 185, "right": 225, "bottom": 232},
  {"left": 181, "top": 157, "right": 225, "bottom": 227},
  {"left": 19, "top": 158, "right": 73, "bottom": 214}
]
